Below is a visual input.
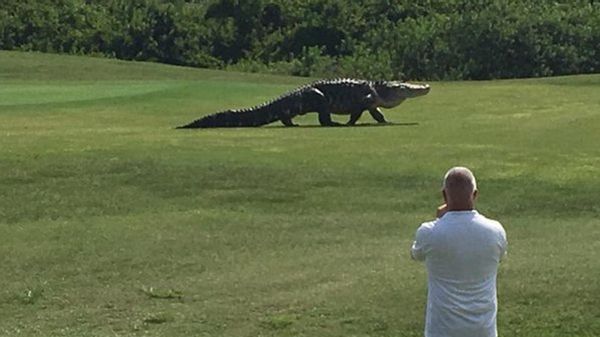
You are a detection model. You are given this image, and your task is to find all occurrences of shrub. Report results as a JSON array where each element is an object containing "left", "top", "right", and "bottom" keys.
[{"left": 1, "top": 0, "right": 598, "bottom": 79}]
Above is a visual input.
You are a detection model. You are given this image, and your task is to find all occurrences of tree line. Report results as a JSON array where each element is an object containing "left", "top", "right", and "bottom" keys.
[{"left": 1, "top": 0, "right": 598, "bottom": 80}]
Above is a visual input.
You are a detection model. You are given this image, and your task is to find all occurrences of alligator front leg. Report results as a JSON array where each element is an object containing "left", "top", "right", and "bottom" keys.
[
  {"left": 347, "top": 110, "right": 365, "bottom": 125},
  {"left": 368, "top": 107, "right": 388, "bottom": 124}
]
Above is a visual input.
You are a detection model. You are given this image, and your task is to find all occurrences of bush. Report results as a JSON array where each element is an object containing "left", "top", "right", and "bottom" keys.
[{"left": 1, "top": 0, "right": 598, "bottom": 79}]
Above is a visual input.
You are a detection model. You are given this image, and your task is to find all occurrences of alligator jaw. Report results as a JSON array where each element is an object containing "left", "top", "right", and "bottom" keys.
[
  {"left": 400, "top": 82, "right": 431, "bottom": 98},
  {"left": 375, "top": 81, "right": 431, "bottom": 108}
]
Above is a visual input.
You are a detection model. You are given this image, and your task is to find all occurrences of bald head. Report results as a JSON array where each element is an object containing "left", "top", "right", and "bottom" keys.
[{"left": 442, "top": 167, "right": 478, "bottom": 209}]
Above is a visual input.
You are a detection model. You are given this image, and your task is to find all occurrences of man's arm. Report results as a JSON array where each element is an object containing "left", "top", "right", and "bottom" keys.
[
  {"left": 436, "top": 203, "right": 448, "bottom": 218},
  {"left": 410, "top": 204, "right": 444, "bottom": 260},
  {"left": 410, "top": 224, "right": 431, "bottom": 261}
]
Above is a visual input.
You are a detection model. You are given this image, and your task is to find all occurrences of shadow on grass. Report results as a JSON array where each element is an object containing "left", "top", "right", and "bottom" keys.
[
  {"left": 269, "top": 122, "right": 420, "bottom": 129},
  {"left": 174, "top": 122, "right": 419, "bottom": 130}
]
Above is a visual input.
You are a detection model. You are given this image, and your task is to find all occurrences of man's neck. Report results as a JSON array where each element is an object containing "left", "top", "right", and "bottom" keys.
[{"left": 446, "top": 205, "right": 474, "bottom": 212}]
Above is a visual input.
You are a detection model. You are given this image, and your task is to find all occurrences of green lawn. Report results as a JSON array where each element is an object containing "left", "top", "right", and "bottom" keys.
[{"left": 1, "top": 51, "right": 599, "bottom": 337}]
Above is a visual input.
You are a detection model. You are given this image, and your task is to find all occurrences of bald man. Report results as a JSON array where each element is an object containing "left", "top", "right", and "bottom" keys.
[{"left": 411, "top": 167, "right": 507, "bottom": 337}]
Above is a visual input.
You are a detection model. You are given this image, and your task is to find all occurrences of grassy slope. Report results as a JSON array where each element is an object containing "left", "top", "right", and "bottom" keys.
[{"left": 1, "top": 51, "right": 599, "bottom": 337}]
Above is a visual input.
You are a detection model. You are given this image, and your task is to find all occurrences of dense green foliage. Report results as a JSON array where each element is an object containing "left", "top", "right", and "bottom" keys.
[
  {"left": 1, "top": 0, "right": 599, "bottom": 79},
  {"left": 2, "top": 51, "right": 600, "bottom": 337}
]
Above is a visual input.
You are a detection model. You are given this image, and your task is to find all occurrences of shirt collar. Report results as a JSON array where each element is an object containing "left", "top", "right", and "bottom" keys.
[{"left": 444, "top": 210, "right": 478, "bottom": 216}]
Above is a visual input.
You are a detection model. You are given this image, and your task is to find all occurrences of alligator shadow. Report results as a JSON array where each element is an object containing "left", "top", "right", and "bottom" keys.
[
  {"left": 175, "top": 122, "right": 419, "bottom": 130},
  {"left": 268, "top": 122, "right": 420, "bottom": 129}
]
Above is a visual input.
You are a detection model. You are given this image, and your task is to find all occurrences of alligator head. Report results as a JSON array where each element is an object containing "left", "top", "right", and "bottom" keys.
[{"left": 374, "top": 81, "right": 431, "bottom": 108}]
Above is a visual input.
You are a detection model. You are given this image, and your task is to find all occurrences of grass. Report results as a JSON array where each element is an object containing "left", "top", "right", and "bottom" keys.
[{"left": 1, "top": 50, "right": 600, "bottom": 337}]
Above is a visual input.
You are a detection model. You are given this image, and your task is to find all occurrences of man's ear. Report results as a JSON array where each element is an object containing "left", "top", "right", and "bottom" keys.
[
  {"left": 442, "top": 189, "right": 448, "bottom": 203},
  {"left": 473, "top": 189, "right": 478, "bottom": 200}
]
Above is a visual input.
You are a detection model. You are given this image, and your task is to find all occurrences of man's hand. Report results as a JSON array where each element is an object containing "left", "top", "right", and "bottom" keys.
[{"left": 436, "top": 204, "right": 448, "bottom": 218}]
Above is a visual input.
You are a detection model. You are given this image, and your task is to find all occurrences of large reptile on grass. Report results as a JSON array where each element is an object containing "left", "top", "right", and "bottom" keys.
[{"left": 176, "top": 79, "right": 430, "bottom": 128}]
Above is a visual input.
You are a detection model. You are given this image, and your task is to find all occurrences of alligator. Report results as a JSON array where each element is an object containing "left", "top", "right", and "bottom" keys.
[{"left": 176, "top": 79, "right": 430, "bottom": 128}]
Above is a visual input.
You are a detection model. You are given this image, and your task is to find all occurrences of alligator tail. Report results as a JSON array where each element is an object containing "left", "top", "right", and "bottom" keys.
[{"left": 176, "top": 105, "right": 282, "bottom": 129}]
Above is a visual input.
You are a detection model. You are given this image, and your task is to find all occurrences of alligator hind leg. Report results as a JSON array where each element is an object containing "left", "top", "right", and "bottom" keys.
[
  {"left": 302, "top": 87, "right": 341, "bottom": 127},
  {"left": 318, "top": 110, "right": 342, "bottom": 126},
  {"left": 280, "top": 118, "right": 298, "bottom": 127},
  {"left": 316, "top": 100, "right": 342, "bottom": 126},
  {"left": 368, "top": 107, "right": 388, "bottom": 124}
]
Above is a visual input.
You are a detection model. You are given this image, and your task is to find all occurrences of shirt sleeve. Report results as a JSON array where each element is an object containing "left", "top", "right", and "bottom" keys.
[
  {"left": 410, "top": 224, "right": 431, "bottom": 261},
  {"left": 498, "top": 224, "right": 508, "bottom": 260}
]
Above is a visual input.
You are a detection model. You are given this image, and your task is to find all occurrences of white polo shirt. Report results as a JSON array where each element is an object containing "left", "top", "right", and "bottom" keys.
[{"left": 411, "top": 210, "right": 507, "bottom": 337}]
